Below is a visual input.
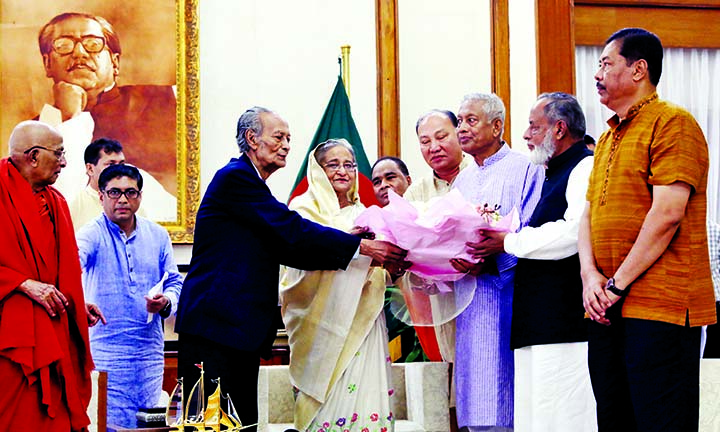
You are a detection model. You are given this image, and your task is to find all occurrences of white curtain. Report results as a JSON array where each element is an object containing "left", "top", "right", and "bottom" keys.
[{"left": 575, "top": 46, "right": 720, "bottom": 222}]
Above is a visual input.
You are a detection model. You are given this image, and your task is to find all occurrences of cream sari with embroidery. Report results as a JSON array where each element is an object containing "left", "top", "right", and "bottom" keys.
[{"left": 280, "top": 150, "right": 394, "bottom": 432}]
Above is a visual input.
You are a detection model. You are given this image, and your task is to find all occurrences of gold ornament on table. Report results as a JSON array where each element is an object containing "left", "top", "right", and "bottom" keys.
[{"left": 166, "top": 362, "right": 255, "bottom": 431}]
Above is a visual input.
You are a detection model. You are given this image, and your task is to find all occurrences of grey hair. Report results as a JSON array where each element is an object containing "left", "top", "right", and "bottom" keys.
[
  {"left": 537, "top": 92, "right": 586, "bottom": 140},
  {"left": 461, "top": 93, "right": 506, "bottom": 125},
  {"left": 235, "top": 106, "right": 272, "bottom": 153},
  {"left": 314, "top": 138, "right": 356, "bottom": 164}
]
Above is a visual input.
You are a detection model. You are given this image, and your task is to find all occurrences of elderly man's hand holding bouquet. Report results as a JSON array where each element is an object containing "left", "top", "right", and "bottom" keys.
[{"left": 354, "top": 189, "right": 519, "bottom": 284}]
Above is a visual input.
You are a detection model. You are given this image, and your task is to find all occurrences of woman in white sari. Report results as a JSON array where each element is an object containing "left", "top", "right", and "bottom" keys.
[{"left": 281, "top": 139, "right": 394, "bottom": 432}]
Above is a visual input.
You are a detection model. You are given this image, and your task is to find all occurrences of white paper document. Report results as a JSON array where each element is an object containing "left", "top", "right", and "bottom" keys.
[{"left": 145, "top": 272, "right": 168, "bottom": 323}]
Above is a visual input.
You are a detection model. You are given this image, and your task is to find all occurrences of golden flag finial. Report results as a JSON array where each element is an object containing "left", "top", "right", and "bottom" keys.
[{"left": 340, "top": 45, "right": 351, "bottom": 98}]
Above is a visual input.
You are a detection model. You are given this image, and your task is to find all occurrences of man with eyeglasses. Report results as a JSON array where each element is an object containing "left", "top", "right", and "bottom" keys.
[
  {"left": 76, "top": 163, "right": 183, "bottom": 428},
  {"left": 176, "top": 107, "right": 410, "bottom": 432},
  {"left": 0, "top": 120, "right": 105, "bottom": 431},
  {"left": 37, "top": 12, "right": 176, "bottom": 206}
]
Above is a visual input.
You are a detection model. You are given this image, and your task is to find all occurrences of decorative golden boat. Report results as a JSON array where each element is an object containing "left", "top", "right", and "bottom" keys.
[{"left": 166, "top": 363, "right": 254, "bottom": 431}]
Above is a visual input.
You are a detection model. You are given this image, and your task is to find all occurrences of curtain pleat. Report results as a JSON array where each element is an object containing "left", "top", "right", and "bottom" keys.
[{"left": 575, "top": 45, "right": 720, "bottom": 221}]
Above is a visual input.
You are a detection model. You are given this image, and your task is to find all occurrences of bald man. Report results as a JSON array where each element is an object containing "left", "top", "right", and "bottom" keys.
[{"left": 0, "top": 121, "right": 103, "bottom": 430}]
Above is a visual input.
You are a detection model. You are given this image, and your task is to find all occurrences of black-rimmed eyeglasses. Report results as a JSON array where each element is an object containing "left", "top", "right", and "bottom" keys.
[
  {"left": 52, "top": 35, "right": 106, "bottom": 55},
  {"left": 24, "top": 145, "right": 66, "bottom": 159},
  {"left": 103, "top": 188, "right": 141, "bottom": 200}
]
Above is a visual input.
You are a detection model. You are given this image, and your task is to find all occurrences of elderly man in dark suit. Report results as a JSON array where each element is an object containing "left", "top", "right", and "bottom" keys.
[{"left": 175, "top": 106, "right": 408, "bottom": 431}]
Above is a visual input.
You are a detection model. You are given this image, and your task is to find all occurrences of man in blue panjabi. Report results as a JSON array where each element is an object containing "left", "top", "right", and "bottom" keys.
[
  {"left": 77, "top": 164, "right": 183, "bottom": 428},
  {"left": 451, "top": 93, "right": 544, "bottom": 431}
]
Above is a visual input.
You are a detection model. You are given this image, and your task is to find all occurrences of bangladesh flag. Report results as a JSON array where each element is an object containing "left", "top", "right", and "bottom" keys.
[{"left": 288, "top": 75, "right": 379, "bottom": 207}]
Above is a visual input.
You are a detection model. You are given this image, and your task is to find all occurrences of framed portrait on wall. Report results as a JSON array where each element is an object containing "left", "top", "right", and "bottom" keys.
[{"left": 0, "top": 0, "right": 199, "bottom": 242}]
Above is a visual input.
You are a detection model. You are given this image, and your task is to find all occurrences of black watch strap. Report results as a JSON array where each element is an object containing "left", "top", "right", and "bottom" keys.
[
  {"left": 606, "top": 277, "right": 628, "bottom": 297},
  {"left": 159, "top": 298, "right": 172, "bottom": 318}
]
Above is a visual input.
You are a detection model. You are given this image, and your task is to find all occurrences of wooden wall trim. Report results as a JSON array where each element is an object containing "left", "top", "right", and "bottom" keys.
[
  {"left": 374, "top": 1, "right": 515, "bottom": 153},
  {"left": 491, "top": 0, "right": 512, "bottom": 145},
  {"left": 577, "top": 0, "right": 720, "bottom": 7},
  {"left": 97, "top": 370, "right": 108, "bottom": 432},
  {"left": 575, "top": 5, "right": 720, "bottom": 48},
  {"left": 535, "top": 0, "right": 719, "bottom": 98},
  {"left": 535, "top": 0, "right": 576, "bottom": 95},
  {"left": 375, "top": 0, "right": 400, "bottom": 157}
]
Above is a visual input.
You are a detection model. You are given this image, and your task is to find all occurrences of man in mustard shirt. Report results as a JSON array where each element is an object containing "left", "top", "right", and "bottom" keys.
[{"left": 579, "top": 27, "right": 716, "bottom": 431}]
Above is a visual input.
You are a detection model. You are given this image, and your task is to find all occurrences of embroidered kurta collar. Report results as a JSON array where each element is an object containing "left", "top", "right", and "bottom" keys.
[
  {"left": 475, "top": 142, "right": 510, "bottom": 168},
  {"left": 607, "top": 92, "right": 658, "bottom": 128}
]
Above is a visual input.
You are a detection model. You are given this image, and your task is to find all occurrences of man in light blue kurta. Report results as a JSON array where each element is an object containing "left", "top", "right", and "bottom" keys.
[
  {"left": 76, "top": 164, "right": 183, "bottom": 428},
  {"left": 451, "top": 93, "right": 544, "bottom": 431}
]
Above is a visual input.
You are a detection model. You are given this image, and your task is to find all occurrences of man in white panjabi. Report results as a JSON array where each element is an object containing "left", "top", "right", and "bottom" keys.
[{"left": 471, "top": 93, "right": 597, "bottom": 431}]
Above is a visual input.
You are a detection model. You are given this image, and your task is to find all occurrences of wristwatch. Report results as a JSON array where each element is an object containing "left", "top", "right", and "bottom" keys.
[
  {"left": 159, "top": 298, "right": 172, "bottom": 319},
  {"left": 605, "top": 277, "right": 628, "bottom": 297}
]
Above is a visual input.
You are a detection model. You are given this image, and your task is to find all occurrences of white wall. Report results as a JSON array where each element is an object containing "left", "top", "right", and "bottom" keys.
[
  {"left": 508, "top": 0, "right": 536, "bottom": 154},
  {"left": 397, "top": 0, "right": 491, "bottom": 178},
  {"left": 199, "top": 0, "right": 378, "bottom": 202}
]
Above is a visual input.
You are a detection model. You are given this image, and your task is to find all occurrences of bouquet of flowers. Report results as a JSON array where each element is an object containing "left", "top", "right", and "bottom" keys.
[
  {"left": 354, "top": 188, "right": 519, "bottom": 283},
  {"left": 355, "top": 189, "right": 519, "bottom": 330}
]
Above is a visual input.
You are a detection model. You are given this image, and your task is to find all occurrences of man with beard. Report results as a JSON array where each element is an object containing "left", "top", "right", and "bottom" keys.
[{"left": 471, "top": 93, "right": 596, "bottom": 431}]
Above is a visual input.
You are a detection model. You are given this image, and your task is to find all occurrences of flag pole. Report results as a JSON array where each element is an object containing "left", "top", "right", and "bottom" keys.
[{"left": 340, "top": 45, "right": 351, "bottom": 99}]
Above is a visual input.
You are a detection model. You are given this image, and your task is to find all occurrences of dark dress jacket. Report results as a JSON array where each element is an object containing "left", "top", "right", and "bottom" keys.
[
  {"left": 511, "top": 141, "right": 593, "bottom": 350},
  {"left": 175, "top": 154, "right": 360, "bottom": 356}
]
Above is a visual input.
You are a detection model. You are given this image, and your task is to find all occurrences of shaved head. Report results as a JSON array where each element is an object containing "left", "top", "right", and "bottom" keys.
[
  {"left": 8, "top": 120, "right": 63, "bottom": 158},
  {"left": 8, "top": 121, "right": 65, "bottom": 191}
]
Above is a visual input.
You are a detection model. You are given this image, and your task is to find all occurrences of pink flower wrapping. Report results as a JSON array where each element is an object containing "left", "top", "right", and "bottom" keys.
[{"left": 355, "top": 188, "right": 519, "bottom": 282}]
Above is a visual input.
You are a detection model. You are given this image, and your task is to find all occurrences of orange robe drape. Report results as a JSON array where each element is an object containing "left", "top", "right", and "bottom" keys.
[{"left": 0, "top": 158, "right": 93, "bottom": 431}]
